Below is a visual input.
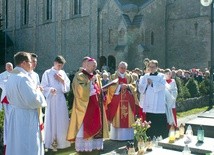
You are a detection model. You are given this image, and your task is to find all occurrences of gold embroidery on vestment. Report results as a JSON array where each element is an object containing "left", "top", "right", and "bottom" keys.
[{"left": 120, "top": 100, "right": 128, "bottom": 119}]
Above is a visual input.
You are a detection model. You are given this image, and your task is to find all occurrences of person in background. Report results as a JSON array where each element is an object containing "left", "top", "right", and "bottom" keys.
[
  {"left": 0, "top": 62, "right": 13, "bottom": 155},
  {"left": 164, "top": 69, "right": 178, "bottom": 127},
  {"left": 138, "top": 66, "right": 151, "bottom": 121},
  {"left": 41, "top": 55, "right": 70, "bottom": 151},
  {"left": 101, "top": 71, "right": 109, "bottom": 86},
  {"left": 6, "top": 51, "right": 46, "bottom": 155},
  {"left": 67, "top": 58, "right": 109, "bottom": 152},
  {"left": 132, "top": 72, "right": 145, "bottom": 121}
]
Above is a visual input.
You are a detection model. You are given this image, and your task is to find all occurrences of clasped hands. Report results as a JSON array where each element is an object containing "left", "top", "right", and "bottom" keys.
[
  {"left": 147, "top": 78, "right": 153, "bottom": 85},
  {"left": 54, "top": 73, "right": 64, "bottom": 84},
  {"left": 121, "top": 83, "right": 128, "bottom": 90}
]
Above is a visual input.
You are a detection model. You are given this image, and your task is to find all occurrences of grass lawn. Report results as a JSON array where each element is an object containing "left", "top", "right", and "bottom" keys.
[
  {"left": 177, "top": 106, "right": 212, "bottom": 118},
  {"left": 44, "top": 144, "right": 76, "bottom": 155},
  {"left": 44, "top": 143, "right": 101, "bottom": 155}
]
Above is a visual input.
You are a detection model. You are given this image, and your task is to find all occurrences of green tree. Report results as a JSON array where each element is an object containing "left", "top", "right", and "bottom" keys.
[
  {"left": 185, "top": 78, "right": 200, "bottom": 98},
  {"left": 0, "top": 110, "right": 4, "bottom": 153}
]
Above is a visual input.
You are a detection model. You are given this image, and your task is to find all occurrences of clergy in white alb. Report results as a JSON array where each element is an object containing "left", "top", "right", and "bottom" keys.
[
  {"left": 0, "top": 62, "right": 13, "bottom": 152},
  {"left": 29, "top": 53, "right": 45, "bottom": 143},
  {"left": 164, "top": 69, "right": 178, "bottom": 127},
  {"left": 138, "top": 60, "right": 168, "bottom": 138},
  {"left": 5, "top": 52, "right": 47, "bottom": 155},
  {"left": 41, "top": 55, "right": 70, "bottom": 150}
]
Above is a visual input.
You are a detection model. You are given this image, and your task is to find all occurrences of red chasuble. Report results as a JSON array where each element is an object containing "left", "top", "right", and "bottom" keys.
[
  {"left": 107, "top": 77, "right": 136, "bottom": 128},
  {"left": 82, "top": 70, "right": 102, "bottom": 139}
]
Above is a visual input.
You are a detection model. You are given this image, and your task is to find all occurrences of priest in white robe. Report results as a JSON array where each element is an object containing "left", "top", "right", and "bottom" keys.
[
  {"left": 29, "top": 53, "right": 45, "bottom": 143},
  {"left": 5, "top": 52, "right": 47, "bottom": 155},
  {"left": 0, "top": 62, "right": 13, "bottom": 155},
  {"left": 138, "top": 60, "right": 168, "bottom": 138},
  {"left": 41, "top": 55, "right": 70, "bottom": 150}
]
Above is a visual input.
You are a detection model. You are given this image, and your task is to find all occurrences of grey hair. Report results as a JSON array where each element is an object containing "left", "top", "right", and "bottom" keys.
[
  {"left": 6, "top": 62, "right": 13, "bottom": 67},
  {"left": 118, "top": 61, "right": 128, "bottom": 68}
]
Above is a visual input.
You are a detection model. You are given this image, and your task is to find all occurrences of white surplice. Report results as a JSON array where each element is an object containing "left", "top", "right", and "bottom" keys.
[
  {"left": 5, "top": 67, "right": 47, "bottom": 155},
  {"left": 138, "top": 73, "right": 166, "bottom": 113},
  {"left": 29, "top": 71, "right": 40, "bottom": 86},
  {"left": 166, "top": 79, "right": 178, "bottom": 108},
  {"left": 41, "top": 67, "right": 70, "bottom": 149},
  {"left": 0, "top": 70, "right": 11, "bottom": 145},
  {"left": 165, "top": 88, "right": 176, "bottom": 125},
  {"left": 165, "top": 79, "right": 178, "bottom": 125},
  {"left": 29, "top": 71, "right": 45, "bottom": 142}
]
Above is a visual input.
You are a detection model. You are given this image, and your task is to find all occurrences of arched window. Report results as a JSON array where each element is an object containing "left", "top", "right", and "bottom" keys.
[
  {"left": 46, "top": 0, "right": 52, "bottom": 20},
  {"left": 5, "top": 0, "right": 8, "bottom": 28},
  {"left": 74, "top": 0, "right": 81, "bottom": 15},
  {"left": 194, "top": 22, "right": 198, "bottom": 36},
  {"left": 151, "top": 31, "right": 154, "bottom": 45},
  {"left": 99, "top": 56, "right": 107, "bottom": 71},
  {"left": 108, "top": 55, "right": 116, "bottom": 74},
  {"left": 23, "top": 0, "right": 29, "bottom": 25}
]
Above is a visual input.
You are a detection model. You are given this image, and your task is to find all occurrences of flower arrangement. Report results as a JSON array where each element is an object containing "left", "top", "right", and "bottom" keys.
[{"left": 132, "top": 118, "right": 151, "bottom": 142}]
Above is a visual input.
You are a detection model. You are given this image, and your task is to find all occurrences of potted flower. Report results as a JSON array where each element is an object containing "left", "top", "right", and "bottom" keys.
[{"left": 132, "top": 118, "right": 151, "bottom": 154}]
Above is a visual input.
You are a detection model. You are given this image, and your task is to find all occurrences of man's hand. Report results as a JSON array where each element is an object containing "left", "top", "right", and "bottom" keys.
[
  {"left": 102, "top": 88, "right": 108, "bottom": 92},
  {"left": 54, "top": 73, "right": 64, "bottom": 84},
  {"left": 91, "top": 75, "right": 97, "bottom": 84},
  {"left": 51, "top": 88, "right": 57, "bottom": 95},
  {"left": 121, "top": 84, "right": 128, "bottom": 90},
  {"left": 147, "top": 78, "right": 153, "bottom": 85},
  {"left": 37, "top": 85, "right": 44, "bottom": 92}
]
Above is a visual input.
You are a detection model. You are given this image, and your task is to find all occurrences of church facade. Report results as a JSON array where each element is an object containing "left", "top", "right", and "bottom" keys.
[{"left": 1, "top": 0, "right": 212, "bottom": 74}]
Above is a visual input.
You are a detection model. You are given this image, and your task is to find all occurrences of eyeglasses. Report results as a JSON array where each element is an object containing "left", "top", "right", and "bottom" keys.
[
  {"left": 149, "top": 66, "right": 156, "bottom": 68},
  {"left": 25, "top": 60, "right": 32, "bottom": 63}
]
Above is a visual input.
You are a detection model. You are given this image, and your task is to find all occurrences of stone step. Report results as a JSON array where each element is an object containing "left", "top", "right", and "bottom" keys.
[
  {"left": 158, "top": 136, "right": 214, "bottom": 155},
  {"left": 198, "top": 110, "right": 214, "bottom": 119},
  {"left": 185, "top": 117, "right": 214, "bottom": 138}
]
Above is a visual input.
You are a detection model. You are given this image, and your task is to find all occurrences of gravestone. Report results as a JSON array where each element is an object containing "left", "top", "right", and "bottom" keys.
[
  {"left": 158, "top": 136, "right": 213, "bottom": 155},
  {"left": 185, "top": 117, "right": 214, "bottom": 138}
]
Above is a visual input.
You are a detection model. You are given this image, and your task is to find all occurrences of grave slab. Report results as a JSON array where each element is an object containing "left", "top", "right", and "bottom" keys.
[{"left": 158, "top": 136, "right": 214, "bottom": 155}]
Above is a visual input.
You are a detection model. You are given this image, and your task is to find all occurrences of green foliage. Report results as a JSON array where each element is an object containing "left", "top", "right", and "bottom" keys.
[
  {"left": 199, "top": 79, "right": 212, "bottom": 96},
  {"left": 132, "top": 119, "right": 151, "bottom": 142},
  {"left": 177, "top": 86, "right": 191, "bottom": 101},
  {"left": 65, "top": 90, "right": 74, "bottom": 115},
  {"left": 175, "top": 77, "right": 191, "bottom": 100},
  {"left": 175, "top": 77, "right": 183, "bottom": 95},
  {"left": 185, "top": 78, "right": 200, "bottom": 98},
  {"left": 181, "top": 85, "right": 191, "bottom": 99},
  {"left": 0, "top": 110, "right": 4, "bottom": 153}
]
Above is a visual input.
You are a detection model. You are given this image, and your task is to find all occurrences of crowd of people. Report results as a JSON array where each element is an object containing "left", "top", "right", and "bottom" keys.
[{"left": 0, "top": 52, "right": 210, "bottom": 155}]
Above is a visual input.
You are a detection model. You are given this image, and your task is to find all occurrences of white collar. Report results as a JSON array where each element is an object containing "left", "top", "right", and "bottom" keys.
[{"left": 15, "top": 66, "right": 29, "bottom": 75}]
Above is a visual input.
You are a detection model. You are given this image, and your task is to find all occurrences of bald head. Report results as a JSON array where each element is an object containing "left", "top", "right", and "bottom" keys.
[
  {"left": 82, "top": 56, "right": 90, "bottom": 68},
  {"left": 86, "top": 59, "right": 97, "bottom": 73}
]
